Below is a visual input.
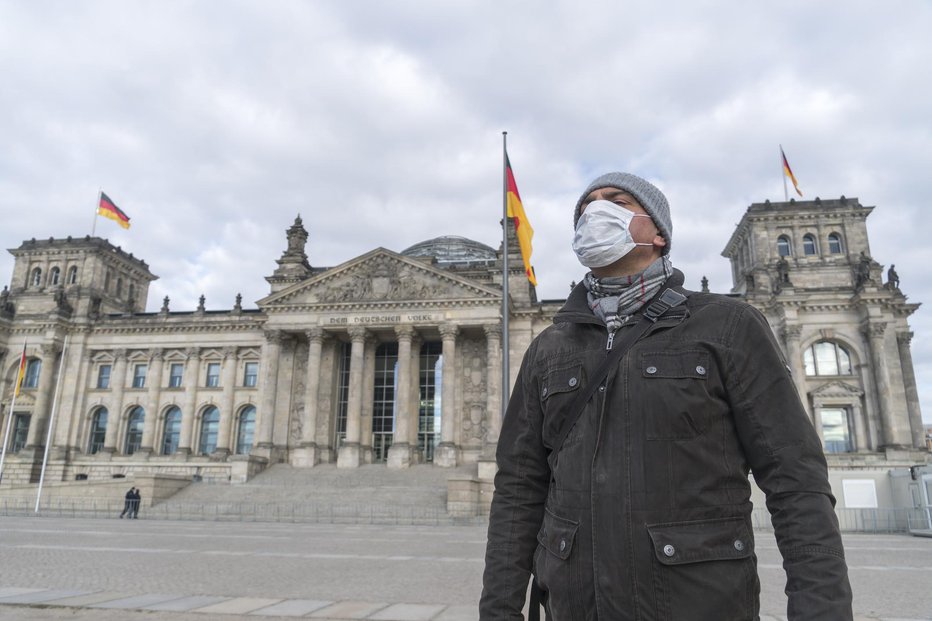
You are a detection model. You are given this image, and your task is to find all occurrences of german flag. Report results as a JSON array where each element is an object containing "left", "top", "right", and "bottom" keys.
[
  {"left": 13, "top": 343, "right": 26, "bottom": 398},
  {"left": 98, "top": 192, "right": 131, "bottom": 229},
  {"left": 781, "top": 147, "right": 803, "bottom": 197},
  {"left": 505, "top": 154, "right": 536, "bottom": 286}
]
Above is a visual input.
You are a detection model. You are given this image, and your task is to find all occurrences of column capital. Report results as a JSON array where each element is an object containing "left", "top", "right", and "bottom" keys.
[
  {"left": 394, "top": 325, "right": 416, "bottom": 341},
  {"left": 780, "top": 323, "right": 802, "bottom": 342},
  {"left": 111, "top": 348, "right": 128, "bottom": 362},
  {"left": 439, "top": 323, "right": 459, "bottom": 340},
  {"left": 185, "top": 346, "right": 201, "bottom": 359},
  {"left": 482, "top": 324, "right": 502, "bottom": 340},
  {"left": 221, "top": 346, "right": 238, "bottom": 359},
  {"left": 40, "top": 342, "right": 63, "bottom": 358},
  {"left": 896, "top": 330, "right": 914, "bottom": 347},
  {"left": 263, "top": 329, "right": 286, "bottom": 345},
  {"left": 306, "top": 327, "right": 327, "bottom": 344},
  {"left": 347, "top": 326, "right": 368, "bottom": 342},
  {"left": 148, "top": 347, "right": 164, "bottom": 361},
  {"left": 862, "top": 321, "right": 887, "bottom": 340}
]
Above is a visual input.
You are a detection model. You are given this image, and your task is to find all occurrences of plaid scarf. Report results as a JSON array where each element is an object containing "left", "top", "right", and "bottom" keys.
[{"left": 584, "top": 256, "right": 673, "bottom": 334}]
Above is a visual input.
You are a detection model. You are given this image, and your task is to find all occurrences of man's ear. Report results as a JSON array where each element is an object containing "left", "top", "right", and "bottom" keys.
[{"left": 653, "top": 235, "right": 667, "bottom": 248}]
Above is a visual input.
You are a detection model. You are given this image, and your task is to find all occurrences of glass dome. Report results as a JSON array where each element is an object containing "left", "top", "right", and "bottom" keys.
[{"left": 401, "top": 236, "right": 497, "bottom": 264}]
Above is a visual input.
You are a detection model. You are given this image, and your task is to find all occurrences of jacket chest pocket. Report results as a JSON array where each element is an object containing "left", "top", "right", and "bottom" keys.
[
  {"left": 539, "top": 363, "right": 585, "bottom": 449},
  {"left": 639, "top": 350, "right": 711, "bottom": 440}
]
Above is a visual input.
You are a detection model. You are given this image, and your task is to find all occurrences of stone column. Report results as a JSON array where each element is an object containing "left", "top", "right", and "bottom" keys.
[
  {"left": 24, "top": 342, "right": 62, "bottom": 453},
  {"left": 214, "top": 346, "right": 238, "bottom": 457},
  {"left": 338, "top": 327, "right": 367, "bottom": 468},
  {"left": 102, "top": 349, "right": 128, "bottom": 455},
  {"left": 864, "top": 322, "right": 908, "bottom": 449},
  {"left": 780, "top": 324, "right": 810, "bottom": 420},
  {"left": 255, "top": 330, "right": 284, "bottom": 458},
  {"left": 387, "top": 325, "right": 415, "bottom": 469},
  {"left": 177, "top": 347, "right": 202, "bottom": 457},
  {"left": 483, "top": 324, "right": 503, "bottom": 459},
  {"left": 139, "top": 348, "right": 163, "bottom": 457},
  {"left": 435, "top": 324, "right": 459, "bottom": 467},
  {"left": 896, "top": 331, "right": 925, "bottom": 449},
  {"left": 296, "top": 328, "right": 326, "bottom": 467}
]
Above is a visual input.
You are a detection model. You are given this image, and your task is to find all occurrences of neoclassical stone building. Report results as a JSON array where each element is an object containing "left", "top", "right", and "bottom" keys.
[
  {"left": 0, "top": 196, "right": 927, "bottom": 492},
  {"left": 0, "top": 218, "right": 554, "bottom": 485}
]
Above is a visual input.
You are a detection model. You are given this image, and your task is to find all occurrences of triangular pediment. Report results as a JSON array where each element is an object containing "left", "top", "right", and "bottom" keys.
[
  {"left": 258, "top": 248, "right": 501, "bottom": 309},
  {"left": 810, "top": 380, "right": 863, "bottom": 398}
]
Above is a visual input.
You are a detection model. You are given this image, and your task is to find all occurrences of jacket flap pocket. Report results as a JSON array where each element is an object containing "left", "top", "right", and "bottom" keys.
[
  {"left": 641, "top": 350, "right": 710, "bottom": 379},
  {"left": 537, "top": 508, "right": 579, "bottom": 560},
  {"left": 647, "top": 517, "right": 752, "bottom": 566},
  {"left": 541, "top": 364, "right": 584, "bottom": 401}
]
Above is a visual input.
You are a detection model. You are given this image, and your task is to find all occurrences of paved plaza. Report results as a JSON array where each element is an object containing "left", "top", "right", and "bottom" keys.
[{"left": 0, "top": 516, "right": 929, "bottom": 620}]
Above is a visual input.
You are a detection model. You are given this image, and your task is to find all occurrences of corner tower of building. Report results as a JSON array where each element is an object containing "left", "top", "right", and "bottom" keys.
[{"left": 722, "top": 196, "right": 925, "bottom": 457}]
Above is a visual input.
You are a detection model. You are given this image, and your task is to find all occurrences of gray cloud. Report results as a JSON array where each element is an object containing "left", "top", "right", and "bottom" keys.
[{"left": 1, "top": 0, "right": 930, "bottom": 422}]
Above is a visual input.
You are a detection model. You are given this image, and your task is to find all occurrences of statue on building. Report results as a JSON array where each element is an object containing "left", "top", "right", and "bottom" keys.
[
  {"left": 701, "top": 276, "right": 709, "bottom": 293},
  {"left": 774, "top": 258, "right": 791, "bottom": 293},
  {"left": 53, "top": 286, "right": 73, "bottom": 315},
  {"left": 197, "top": 294, "right": 206, "bottom": 313},
  {"left": 160, "top": 296, "right": 170, "bottom": 314},
  {"left": 854, "top": 252, "right": 873, "bottom": 290},
  {"left": 745, "top": 273, "right": 755, "bottom": 292},
  {"left": 233, "top": 293, "right": 243, "bottom": 313},
  {"left": 88, "top": 295, "right": 101, "bottom": 319},
  {"left": 886, "top": 264, "right": 900, "bottom": 290},
  {"left": 0, "top": 285, "right": 13, "bottom": 318}
]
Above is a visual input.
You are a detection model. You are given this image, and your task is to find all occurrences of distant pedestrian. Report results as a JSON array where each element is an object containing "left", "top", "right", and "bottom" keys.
[
  {"left": 130, "top": 488, "right": 141, "bottom": 519},
  {"left": 119, "top": 487, "right": 135, "bottom": 518}
]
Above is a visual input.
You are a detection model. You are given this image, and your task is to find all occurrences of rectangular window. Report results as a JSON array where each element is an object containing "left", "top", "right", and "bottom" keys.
[
  {"left": 206, "top": 362, "right": 221, "bottom": 387},
  {"left": 820, "top": 407, "right": 853, "bottom": 453},
  {"left": 11, "top": 414, "right": 30, "bottom": 453},
  {"left": 132, "top": 364, "right": 147, "bottom": 389},
  {"left": 418, "top": 342, "right": 443, "bottom": 463},
  {"left": 24, "top": 359, "right": 41, "bottom": 389},
  {"left": 169, "top": 363, "right": 184, "bottom": 388},
  {"left": 243, "top": 361, "right": 259, "bottom": 387},
  {"left": 334, "top": 342, "right": 351, "bottom": 448},
  {"left": 97, "top": 364, "right": 112, "bottom": 389},
  {"left": 371, "top": 343, "right": 398, "bottom": 463}
]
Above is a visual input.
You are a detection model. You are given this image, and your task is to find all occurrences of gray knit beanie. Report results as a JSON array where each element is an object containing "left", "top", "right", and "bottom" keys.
[{"left": 573, "top": 172, "right": 672, "bottom": 256}]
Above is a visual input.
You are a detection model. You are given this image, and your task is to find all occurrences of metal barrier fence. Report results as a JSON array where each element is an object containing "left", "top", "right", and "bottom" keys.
[
  {"left": 751, "top": 506, "right": 931, "bottom": 533},
  {"left": 0, "top": 497, "right": 485, "bottom": 526}
]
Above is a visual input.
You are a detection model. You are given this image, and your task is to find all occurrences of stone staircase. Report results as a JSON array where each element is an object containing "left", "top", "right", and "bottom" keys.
[{"left": 153, "top": 463, "right": 481, "bottom": 525}]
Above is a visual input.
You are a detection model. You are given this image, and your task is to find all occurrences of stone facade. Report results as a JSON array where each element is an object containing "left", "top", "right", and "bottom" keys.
[
  {"left": 1, "top": 197, "right": 927, "bottom": 492},
  {"left": 0, "top": 218, "right": 557, "bottom": 485},
  {"left": 722, "top": 196, "right": 927, "bottom": 469}
]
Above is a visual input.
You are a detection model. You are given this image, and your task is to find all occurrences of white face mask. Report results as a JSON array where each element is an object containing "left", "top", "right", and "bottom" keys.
[{"left": 573, "top": 200, "right": 654, "bottom": 268}]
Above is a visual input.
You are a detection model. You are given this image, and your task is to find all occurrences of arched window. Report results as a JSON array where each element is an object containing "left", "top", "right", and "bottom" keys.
[
  {"left": 128, "top": 283, "right": 135, "bottom": 304},
  {"left": 776, "top": 236, "right": 791, "bottom": 257},
  {"left": 88, "top": 408, "right": 108, "bottom": 454},
  {"left": 161, "top": 406, "right": 182, "bottom": 455},
  {"left": 31, "top": 267, "right": 42, "bottom": 287},
  {"left": 235, "top": 406, "right": 256, "bottom": 455},
  {"left": 115, "top": 278, "right": 123, "bottom": 298},
  {"left": 23, "top": 359, "right": 41, "bottom": 389},
  {"left": 828, "top": 233, "right": 844, "bottom": 254},
  {"left": 803, "top": 341, "right": 853, "bottom": 376},
  {"left": 198, "top": 406, "right": 220, "bottom": 455},
  {"left": 802, "top": 234, "right": 817, "bottom": 256},
  {"left": 50, "top": 266, "right": 61, "bottom": 286},
  {"left": 124, "top": 407, "right": 145, "bottom": 455},
  {"left": 104, "top": 270, "right": 111, "bottom": 292},
  {"left": 67, "top": 266, "right": 78, "bottom": 285}
]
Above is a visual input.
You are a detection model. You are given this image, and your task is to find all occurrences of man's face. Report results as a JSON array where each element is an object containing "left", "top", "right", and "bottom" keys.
[{"left": 579, "top": 187, "right": 666, "bottom": 248}]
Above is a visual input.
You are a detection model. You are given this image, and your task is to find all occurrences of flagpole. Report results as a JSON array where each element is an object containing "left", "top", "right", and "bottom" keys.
[
  {"left": 35, "top": 335, "right": 68, "bottom": 513},
  {"left": 780, "top": 145, "right": 789, "bottom": 202},
  {"left": 501, "top": 132, "right": 510, "bottom": 421},
  {"left": 0, "top": 339, "right": 27, "bottom": 486},
  {"left": 91, "top": 188, "right": 101, "bottom": 237}
]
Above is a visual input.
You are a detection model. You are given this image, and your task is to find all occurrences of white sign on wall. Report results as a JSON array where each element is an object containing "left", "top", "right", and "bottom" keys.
[{"left": 842, "top": 479, "right": 878, "bottom": 509}]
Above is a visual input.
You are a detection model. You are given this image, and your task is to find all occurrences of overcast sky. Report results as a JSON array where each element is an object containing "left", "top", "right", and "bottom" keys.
[{"left": 2, "top": 1, "right": 930, "bottom": 424}]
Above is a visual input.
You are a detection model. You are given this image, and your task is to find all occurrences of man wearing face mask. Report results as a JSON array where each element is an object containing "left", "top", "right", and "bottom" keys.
[{"left": 480, "top": 172, "right": 852, "bottom": 620}]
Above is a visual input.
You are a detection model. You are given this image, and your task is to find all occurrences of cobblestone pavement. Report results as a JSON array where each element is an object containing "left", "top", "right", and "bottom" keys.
[{"left": 0, "top": 516, "right": 929, "bottom": 620}]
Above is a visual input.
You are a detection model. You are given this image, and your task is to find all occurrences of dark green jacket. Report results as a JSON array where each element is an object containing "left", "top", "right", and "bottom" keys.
[{"left": 481, "top": 270, "right": 852, "bottom": 620}]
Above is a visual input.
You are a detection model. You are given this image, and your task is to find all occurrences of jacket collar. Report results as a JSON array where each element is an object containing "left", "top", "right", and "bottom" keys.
[{"left": 554, "top": 269, "right": 687, "bottom": 326}]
